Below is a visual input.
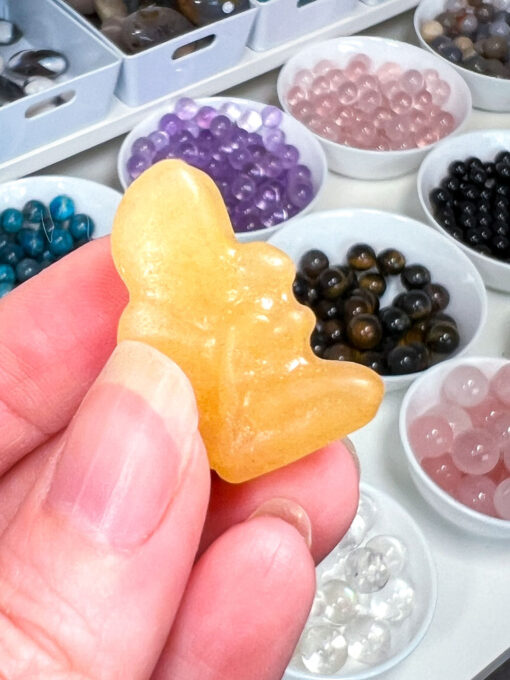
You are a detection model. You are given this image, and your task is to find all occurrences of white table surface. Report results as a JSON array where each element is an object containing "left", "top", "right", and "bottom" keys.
[{"left": 33, "top": 10, "right": 510, "bottom": 680}]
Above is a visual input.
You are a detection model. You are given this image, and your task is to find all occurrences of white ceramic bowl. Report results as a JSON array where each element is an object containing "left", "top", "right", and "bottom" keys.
[
  {"left": 400, "top": 356, "right": 510, "bottom": 539},
  {"left": 285, "top": 483, "right": 437, "bottom": 679},
  {"left": 414, "top": 0, "right": 510, "bottom": 112},
  {"left": 0, "top": 175, "right": 122, "bottom": 239},
  {"left": 118, "top": 97, "right": 327, "bottom": 243},
  {"left": 417, "top": 128, "right": 510, "bottom": 293},
  {"left": 277, "top": 36, "right": 472, "bottom": 180},
  {"left": 268, "top": 209, "right": 487, "bottom": 392}
]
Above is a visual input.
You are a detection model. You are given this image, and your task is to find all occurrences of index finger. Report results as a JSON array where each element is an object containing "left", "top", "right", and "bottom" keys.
[{"left": 0, "top": 237, "right": 127, "bottom": 475}]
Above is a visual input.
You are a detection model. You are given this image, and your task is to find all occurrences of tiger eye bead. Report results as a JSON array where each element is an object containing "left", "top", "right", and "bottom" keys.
[
  {"left": 299, "top": 249, "right": 329, "bottom": 280},
  {"left": 347, "top": 313, "right": 383, "bottom": 350},
  {"left": 347, "top": 243, "right": 377, "bottom": 271},
  {"left": 323, "top": 342, "right": 355, "bottom": 361},
  {"left": 358, "top": 271, "right": 387, "bottom": 297},
  {"left": 318, "top": 267, "right": 349, "bottom": 299},
  {"left": 351, "top": 287, "right": 379, "bottom": 314},
  {"left": 358, "top": 350, "right": 386, "bottom": 374},
  {"left": 321, "top": 319, "right": 344, "bottom": 344},
  {"left": 344, "top": 295, "right": 371, "bottom": 320},
  {"left": 424, "top": 283, "right": 450, "bottom": 311},
  {"left": 393, "top": 290, "right": 433, "bottom": 321},
  {"left": 314, "top": 299, "right": 342, "bottom": 321},
  {"left": 425, "top": 321, "right": 460, "bottom": 353},
  {"left": 376, "top": 248, "right": 406, "bottom": 275},
  {"left": 401, "top": 264, "right": 431, "bottom": 289}
]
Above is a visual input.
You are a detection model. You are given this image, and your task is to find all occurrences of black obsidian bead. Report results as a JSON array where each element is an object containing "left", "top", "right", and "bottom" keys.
[
  {"left": 460, "top": 201, "right": 477, "bottom": 217},
  {"left": 424, "top": 283, "right": 450, "bottom": 311},
  {"left": 401, "top": 264, "right": 431, "bottom": 289},
  {"left": 449, "top": 160, "right": 467, "bottom": 177},
  {"left": 376, "top": 248, "right": 406, "bottom": 275},
  {"left": 496, "top": 162, "right": 510, "bottom": 181},
  {"left": 379, "top": 306, "right": 412, "bottom": 338},
  {"left": 495, "top": 150, "right": 510, "bottom": 165},
  {"left": 310, "top": 328, "right": 327, "bottom": 357},
  {"left": 347, "top": 243, "right": 377, "bottom": 270},
  {"left": 429, "top": 188, "right": 453, "bottom": 209},
  {"left": 346, "top": 313, "right": 383, "bottom": 350},
  {"left": 459, "top": 213, "right": 478, "bottom": 230},
  {"left": 293, "top": 273, "right": 318, "bottom": 306},
  {"left": 299, "top": 249, "right": 329, "bottom": 279},
  {"left": 318, "top": 267, "right": 349, "bottom": 299},
  {"left": 491, "top": 234, "right": 510, "bottom": 256},
  {"left": 493, "top": 220, "right": 509, "bottom": 236},
  {"left": 441, "top": 175, "right": 460, "bottom": 193},
  {"left": 445, "top": 224, "right": 464, "bottom": 240},
  {"left": 407, "top": 341, "right": 429, "bottom": 371},
  {"left": 386, "top": 345, "right": 422, "bottom": 375},
  {"left": 393, "top": 290, "right": 433, "bottom": 321}
]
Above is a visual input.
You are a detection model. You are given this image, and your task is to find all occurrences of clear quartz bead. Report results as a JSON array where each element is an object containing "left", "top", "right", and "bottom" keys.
[
  {"left": 298, "top": 624, "right": 348, "bottom": 674},
  {"left": 357, "top": 493, "right": 377, "bottom": 531},
  {"left": 237, "top": 109, "right": 263, "bottom": 133},
  {"left": 344, "top": 547, "right": 390, "bottom": 593},
  {"left": 344, "top": 616, "right": 391, "bottom": 664},
  {"left": 321, "top": 579, "right": 359, "bottom": 624},
  {"left": 365, "top": 535, "right": 408, "bottom": 576},
  {"left": 369, "top": 578, "right": 415, "bottom": 623},
  {"left": 336, "top": 513, "right": 367, "bottom": 555}
]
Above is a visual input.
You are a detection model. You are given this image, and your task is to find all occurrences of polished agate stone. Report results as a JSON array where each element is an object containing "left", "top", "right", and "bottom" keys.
[
  {"left": 111, "top": 160, "right": 383, "bottom": 482},
  {"left": 121, "top": 6, "right": 193, "bottom": 53},
  {"left": 7, "top": 50, "right": 68, "bottom": 79}
]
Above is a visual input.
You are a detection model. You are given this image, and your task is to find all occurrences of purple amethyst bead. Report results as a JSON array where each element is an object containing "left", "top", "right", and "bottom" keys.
[
  {"left": 195, "top": 105, "right": 217, "bottom": 129},
  {"left": 131, "top": 136, "right": 156, "bottom": 161},
  {"left": 228, "top": 147, "right": 252, "bottom": 170},
  {"left": 174, "top": 97, "right": 199, "bottom": 120},
  {"left": 288, "top": 180, "right": 314, "bottom": 209},
  {"left": 210, "top": 115, "right": 234, "bottom": 140},
  {"left": 287, "top": 164, "right": 311, "bottom": 184},
  {"left": 238, "top": 109, "right": 263, "bottom": 133},
  {"left": 159, "top": 113, "right": 183, "bottom": 137},
  {"left": 262, "top": 127, "right": 285, "bottom": 153},
  {"left": 219, "top": 101, "right": 243, "bottom": 122},
  {"left": 127, "top": 154, "right": 150, "bottom": 181},
  {"left": 234, "top": 212, "right": 260, "bottom": 233},
  {"left": 261, "top": 154, "right": 284, "bottom": 179},
  {"left": 231, "top": 175, "right": 256, "bottom": 201},
  {"left": 279, "top": 144, "right": 300, "bottom": 169},
  {"left": 148, "top": 130, "right": 170, "bottom": 152}
]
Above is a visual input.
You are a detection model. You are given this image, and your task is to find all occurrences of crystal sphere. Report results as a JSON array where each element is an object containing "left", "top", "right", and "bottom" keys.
[
  {"left": 430, "top": 79, "right": 451, "bottom": 106},
  {"left": 442, "top": 365, "right": 489, "bottom": 408},
  {"left": 321, "top": 579, "right": 359, "bottom": 624},
  {"left": 467, "top": 396, "right": 507, "bottom": 430},
  {"left": 344, "top": 547, "right": 390, "bottom": 593},
  {"left": 336, "top": 513, "right": 367, "bottom": 556},
  {"left": 369, "top": 578, "right": 415, "bottom": 622},
  {"left": 409, "top": 413, "right": 453, "bottom": 460},
  {"left": 338, "top": 81, "right": 359, "bottom": 105},
  {"left": 451, "top": 428, "right": 499, "bottom": 475},
  {"left": 344, "top": 616, "right": 391, "bottom": 664},
  {"left": 294, "top": 68, "right": 314, "bottom": 88},
  {"left": 376, "top": 61, "right": 402, "bottom": 83},
  {"left": 456, "top": 475, "right": 496, "bottom": 516},
  {"left": 261, "top": 105, "right": 283, "bottom": 128},
  {"left": 287, "top": 85, "right": 306, "bottom": 107},
  {"left": 491, "top": 364, "right": 510, "bottom": 406},
  {"left": 365, "top": 535, "right": 408, "bottom": 576},
  {"left": 174, "top": 96, "right": 198, "bottom": 120},
  {"left": 400, "top": 68, "right": 424, "bottom": 94},
  {"left": 422, "top": 453, "right": 463, "bottom": 495},
  {"left": 299, "top": 624, "right": 348, "bottom": 674},
  {"left": 195, "top": 105, "right": 217, "bottom": 129},
  {"left": 494, "top": 478, "right": 510, "bottom": 520},
  {"left": 313, "top": 58, "right": 336, "bottom": 75},
  {"left": 358, "top": 493, "right": 377, "bottom": 531}
]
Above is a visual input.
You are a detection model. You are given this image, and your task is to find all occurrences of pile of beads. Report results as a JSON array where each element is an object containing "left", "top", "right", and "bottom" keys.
[
  {"left": 125, "top": 97, "right": 316, "bottom": 233},
  {"left": 0, "top": 195, "right": 94, "bottom": 297},
  {"left": 293, "top": 243, "right": 459, "bottom": 376},
  {"left": 409, "top": 361, "right": 510, "bottom": 520},
  {"left": 420, "top": 0, "right": 510, "bottom": 79},
  {"left": 430, "top": 151, "right": 510, "bottom": 262},
  {"left": 285, "top": 54, "right": 456, "bottom": 151},
  {"left": 290, "top": 492, "right": 416, "bottom": 675}
]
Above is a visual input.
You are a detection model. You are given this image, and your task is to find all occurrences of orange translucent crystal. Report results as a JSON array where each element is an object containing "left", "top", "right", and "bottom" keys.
[{"left": 111, "top": 160, "right": 384, "bottom": 483}]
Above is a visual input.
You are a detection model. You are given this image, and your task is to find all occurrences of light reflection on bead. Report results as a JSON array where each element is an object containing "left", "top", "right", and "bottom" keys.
[
  {"left": 344, "top": 616, "right": 391, "bottom": 664},
  {"left": 370, "top": 578, "right": 415, "bottom": 623},
  {"left": 299, "top": 624, "right": 348, "bottom": 674},
  {"left": 365, "top": 535, "right": 407, "bottom": 576},
  {"left": 322, "top": 579, "right": 359, "bottom": 624},
  {"left": 344, "top": 547, "right": 390, "bottom": 593}
]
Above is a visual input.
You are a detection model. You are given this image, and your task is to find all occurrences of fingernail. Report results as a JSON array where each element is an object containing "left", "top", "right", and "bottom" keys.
[
  {"left": 343, "top": 436, "right": 360, "bottom": 476},
  {"left": 47, "top": 340, "right": 200, "bottom": 549},
  {"left": 249, "top": 498, "right": 312, "bottom": 549}
]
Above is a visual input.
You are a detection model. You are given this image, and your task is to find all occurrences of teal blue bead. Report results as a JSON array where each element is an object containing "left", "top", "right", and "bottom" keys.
[
  {"left": 22, "top": 200, "right": 48, "bottom": 224},
  {"left": 1, "top": 208, "right": 23, "bottom": 233},
  {"left": 0, "top": 233, "right": 12, "bottom": 250},
  {"left": 0, "top": 264, "right": 15, "bottom": 283},
  {"left": 0, "top": 243, "right": 23, "bottom": 266},
  {"left": 49, "top": 228, "right": 73, "bottom": 256},
  {"left": 0, "top": 282, "right": 14, "bottom": 298},
  {"left": 17, "top": 228, "right": 45, "bottom": 257},
  {"left": 16, "top": 258, "right": 41, "bottom": 283},
  {"left": 50, "top": 195, "right": 75, "bottom": 221},
  {"left": 70, "top": 213, "right": 94, "bottom": 240},
  {"left": 40, "top": 250, "right": 56, "bottom": 268}
]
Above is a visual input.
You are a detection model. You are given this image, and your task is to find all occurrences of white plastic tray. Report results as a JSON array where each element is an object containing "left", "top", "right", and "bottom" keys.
[{"left": 0, "top": 0, "right": 417, "bottom": 183}]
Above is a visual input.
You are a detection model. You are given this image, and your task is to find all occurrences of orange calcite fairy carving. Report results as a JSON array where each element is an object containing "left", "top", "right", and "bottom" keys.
[{"left": 111, "top": 160, "right": 384, "bottom": 483}]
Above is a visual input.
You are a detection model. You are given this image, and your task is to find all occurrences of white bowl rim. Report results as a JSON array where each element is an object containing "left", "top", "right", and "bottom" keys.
[
  {"left": 117, "top": 94, "right": 328, "bottom": 197},
  {"left": 285, "top": 481, "right": 438, "bottom": 680},
  {"left": 416, "top": 128, "right": 510, "bottom": 272},
  {"left": 399, "top": 355, "right": 510, "bottom": 529},
  {"left": 0, "top": 175, "right": 124, "bottom": 201},
  {"left": 413, "top": 0, "right": 510, "bottom": 86},
  {"left": 276, "top": 35, "right": 473, "bottom": 157}
]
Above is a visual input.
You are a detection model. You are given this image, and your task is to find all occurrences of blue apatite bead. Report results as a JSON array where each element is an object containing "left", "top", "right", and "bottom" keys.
[
  {"left": 49, "top": 228, "right": 73, "bottom": 256},
  {"left": 17, "top": 228, "right": 45, "bottom": 257},
  {"left": 70, "top": 213, "right": 94, "bottom": 240},
  {"left": 50, "top": 195, "right": 75, "bottom": 222},
  {"left": 16, "top": 258, "right": 41, "bottom": 283},
  {"left": 0, "top": 282, "right": 14, "bottom": 298},
  {"left": 0, "top": 264, "right": 15, "bottom": 283},
  {"left": 0, "top": 243, "right": 24, "bottom": 266},
  {"left": 40, "top": 250, "right": 56, "bottom": 269},
  {"left": 1, "top": 208, "right": 23, "bottom": 233},
  {"left": 22, "top": 200, "right": 48, "bottom": 224},
  {"left": 0, "top": 232, "right": 12, "bottom": 250},
  {"left": 56, "top": 218, "right": 72, "bottom": 231}
]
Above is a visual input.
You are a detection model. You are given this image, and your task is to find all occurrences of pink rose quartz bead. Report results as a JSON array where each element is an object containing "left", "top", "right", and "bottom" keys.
[
  {"left": 491, "top": 364, "right": 510, "bottom": 407},
  {"left": 311, "top": 75, "right": 330, "bottom": 96},
  {"left": 423, "top": 68, "right": 439, "bottom": 86},
  {"left": 409, "top": 413, "right": 454, "bottom": 460},
  {"left": 494, "top": 478, "right": 510, "bottom": 520},
  {"left": 389, "top": 91, "right": 413, "bottom": 115},
  {"left": 313, "top": 59, "right": 336, "bottom": 75},
  {"left": 381, "top": 79, "right": 401, "bottom": 100},
  {"left": 430, "top": 79, "right": 451, "bottom": 107},
  {"left": 467, "top": 397, "right": 507, "bottom": 430},
  {"left": 413, "top": 90, "right": 433, "bottom": 111},
  {"left": 376, "top": 61, "right": 402, "bottom": 83},
  {"left": 338, "top": 81, "right": 359, "bottom": 105},
  {"left": 292, "top": 101, "right": 313, "bottom": 122},
  {"left": 489, "top": 412, "right": 510, "bottom": 444},
  {"left": 400, "top": 69, "right": 424, "bottom": 95},
  {"left": 314, "top": 92, "right": 338, "bottom": 118},
  {"left": 451, "top": 428, "right": 500, "bottom": 475},
  {"left": 442, "top": 365, "right": 489, "bottom": 408},
  {"left": 425, "top": 403, "right": 472, "bottom": 437},
  {"left": 355, "top": 74, "right": 379, "bottom": 93},
  {"left": 358, "top": 89, "right": 383, "bottom": 113},
  {"left": 433, "top": 111, "right": 455, "bottom": 137},
  {"left": 327, "top": 69, "right": 347, "bottom": 89},
  {"left": 287, "top": 86, "right": 306, "bottom": 107},
  {"left": 456, "top": 475, "right": 497, "bottom": 516},
  {"left": 408, "top": 109, "right": 428, "bottom": 133},
  {"left": 294, "top": 68, "right": 313, "bottom": 89},
  {"left": 345, "top": 53, "right": 372, "bottom": 79},
  {"left": 421, "top": 453, "right": 463, "bottom": 495}
]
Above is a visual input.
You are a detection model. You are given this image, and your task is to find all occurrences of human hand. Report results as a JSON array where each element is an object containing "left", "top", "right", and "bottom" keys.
[{"left": 0, "top": 238, "right": 360, "bottom": 680}]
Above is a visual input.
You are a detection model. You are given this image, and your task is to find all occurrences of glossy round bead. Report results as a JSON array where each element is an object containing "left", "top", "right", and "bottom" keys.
[
  {"left": 22, "top": 200, "right": 47, "bottom": 224},
  {"left": 131, "top": 136, "right": 156, "bottom": 161},
  {"left": 422, "top": 453, "right": 463, "bottom": 495},
  {"left": 467, "top": 396, "right": 507, "bottom": 429},
  {"left": 409, "top": 413, "right": 453, "bottom": 460},
  {"left": 347, "top": 243, "right": 376, "bottom": 270},
  {"left": 456, "top": 474, "right": 496, "bottom": 515},
  {"left": 451, "top": 428, "right": 500, "bottom": 474},
  {"left": 425, "top": 403, "right": 472, "bottom": 437},
  {"left": 494, "top": 478, "right": 510, "bottom": 519},
  {"left": 365, "top": 535, "right": 407, "bottom": 576},
  {"left": 0, "top": 282, "right": 13, "bottom": 298},
  {"left": 393, "top": 290, "right": 433, "bottom": 321},
  {"left": 442, "top": 365, "right": 489, "bottom": 407},
  {"left": 401, "top": 264, "right": 431, "bottom": 289},
  {"left": 70, "top": 214, "right": 94, "bottom": 240},
  {"left": 0, "top": 263, "right": 15, "bottom": 283},
  {"left": 17, "top": 228, "right": 45, "bottom": 257},
  {"left": 15, "top": 257, "right": 41, "bottom": 283},
  {"left": 298, "top": 624, "right": 348, "bottom": 674},
  {"left": 49, "top": 228, "right": 74, "bottom": 256},
  {"left": 344, "top": 616, "right": 391, "bottom": 664},
  {"left": 347, "top": 314, "right": 382, "bottom": 350},
  {"left": 299, "top": 249, "right": 329, "bottom": 279},
  {"left": 1, "top": 208, "right": 23, "bottom": 233},
  {"left": 0, "top": 243, "right": 24, "bottom": 267},
  {"left": 318, "top": 267, "right": 349, "bottom": 299},
  {"left": 387, "top": 344, "right": 423, "bottom": 375},
  {"left": 344, "top": 547, "right": 390, "bottom": 593},
  {"left": 49, "top": 195, "right": 75, "bottom": 222},
  {"left": 379, "top": 306, "right": 412, "bottom": 338},
  {"left": 369, "top": 578, "right": 415, "bottom": 623},
  {"left": 377, "top": 248, "right": 406, "bottom": 275},
  {"left": 358, "top": 271, "right": 386, "bottom": 296},
  {"left": 321, "top": 579, "right": 359, "bottom": 624},
  {"left": 425, "top": 321, "right": 460, "bottom": 354},
  {"left": 491, "top": 363, "right": 510, "bottom": 406}
]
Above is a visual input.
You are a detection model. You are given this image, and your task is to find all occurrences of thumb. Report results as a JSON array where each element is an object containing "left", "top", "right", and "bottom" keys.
[{"left": 0, "top": 341, "right": 210, "bottom": 679}]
